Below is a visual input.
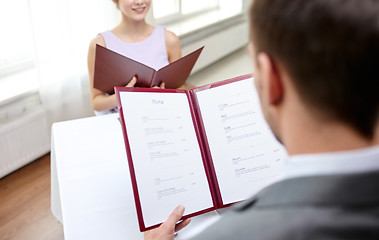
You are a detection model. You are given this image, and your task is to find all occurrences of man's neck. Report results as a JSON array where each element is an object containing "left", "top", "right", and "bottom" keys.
[{"left": 281, "top": 108, "right": 378, "bottom": 156}]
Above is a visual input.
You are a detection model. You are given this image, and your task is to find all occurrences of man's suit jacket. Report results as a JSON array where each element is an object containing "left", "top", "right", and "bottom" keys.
[{"left": 191, "top": 170, "right": 379, "bottom": 239}]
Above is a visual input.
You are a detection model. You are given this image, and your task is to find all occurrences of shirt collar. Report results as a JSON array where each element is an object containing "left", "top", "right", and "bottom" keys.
[{"left": 283, "top": 146, "right": 379, "bottom": 180}]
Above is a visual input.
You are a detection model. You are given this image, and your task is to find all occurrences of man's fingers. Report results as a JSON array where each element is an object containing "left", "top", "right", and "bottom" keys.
[
  {"left": 175, "top": 218, "right": 191, "bottom": 232},
  {"left": 161, "top": 205, "right": 185, "bottom": 229}
]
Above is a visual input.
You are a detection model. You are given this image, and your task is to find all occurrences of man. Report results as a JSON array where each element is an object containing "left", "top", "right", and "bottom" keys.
[{"left": 145, "top": 0, "right": 379, "bottom": 239}]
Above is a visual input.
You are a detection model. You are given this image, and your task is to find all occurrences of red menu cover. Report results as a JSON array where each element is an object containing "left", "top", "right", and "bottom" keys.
[
  {"left": 94, "top": 45, "right": 204, "bottom": 94},
  {"left": 115, "top": 74, "right": 286, "bottom": 232}
]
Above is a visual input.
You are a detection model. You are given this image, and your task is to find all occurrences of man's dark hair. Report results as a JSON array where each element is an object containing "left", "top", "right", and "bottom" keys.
[{"left": 250, "top": 0, "right": 379, "bottom": 139}]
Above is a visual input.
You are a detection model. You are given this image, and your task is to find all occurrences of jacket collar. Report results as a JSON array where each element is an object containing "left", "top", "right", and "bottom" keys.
[{"left": 234, "top": 170, "right": 379, "bottom": 211}]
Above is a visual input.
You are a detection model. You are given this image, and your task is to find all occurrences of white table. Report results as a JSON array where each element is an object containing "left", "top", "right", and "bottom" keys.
[{"left": 50, "top": 113, "right": 220, "bottom": 240}]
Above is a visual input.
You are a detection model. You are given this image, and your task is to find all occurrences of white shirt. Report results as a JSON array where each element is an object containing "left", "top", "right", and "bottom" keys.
[{"left": 283, "top": 146, "right": 379, "bottom": 180}]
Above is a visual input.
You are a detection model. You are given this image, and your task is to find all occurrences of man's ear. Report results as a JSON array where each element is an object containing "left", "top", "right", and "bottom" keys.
[{"left": 257, "top": 53, "right": 283, "bottom": 105}]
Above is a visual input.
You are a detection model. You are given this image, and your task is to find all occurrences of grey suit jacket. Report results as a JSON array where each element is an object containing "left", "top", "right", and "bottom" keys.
[{"left": 190, "top": 171, "right": 379, "bottom": 240}]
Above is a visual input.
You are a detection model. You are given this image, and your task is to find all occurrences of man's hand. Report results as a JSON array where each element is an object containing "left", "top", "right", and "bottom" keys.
[{"left": 144, "top": 205, "right": 191, "bottom": 240}]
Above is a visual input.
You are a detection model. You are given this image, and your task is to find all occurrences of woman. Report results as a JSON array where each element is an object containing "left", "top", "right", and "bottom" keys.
[{"left": 87, "top": 0, "right": 181, "bottom": 114}]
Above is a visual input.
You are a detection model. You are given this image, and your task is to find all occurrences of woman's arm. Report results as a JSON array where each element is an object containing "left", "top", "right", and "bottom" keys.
[
  {"left": 165, "top": 30, "right": 182, "bottom": 63},
  {"left": 165, "top": 30, "right": 195, "bottom": 90},
  {"left": 87, "top": 35, "right": 118, "bottom": 112},
  {"left": 87, "top": 35, "right": 137, "bottom": 112}
]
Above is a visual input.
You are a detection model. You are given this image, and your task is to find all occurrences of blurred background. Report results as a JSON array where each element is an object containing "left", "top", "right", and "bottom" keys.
[{"left": 0, "top": 0, "right": 253, "bottom": 178}]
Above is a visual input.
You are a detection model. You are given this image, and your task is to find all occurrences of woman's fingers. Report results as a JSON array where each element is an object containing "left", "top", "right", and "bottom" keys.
[{"left": 126, "top": 76, "right": 137, "bottom": 87}]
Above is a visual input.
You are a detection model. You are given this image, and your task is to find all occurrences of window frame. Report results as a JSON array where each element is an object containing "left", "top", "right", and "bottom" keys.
[
  {"left": 153, "top": 0, "right": 220, "bottom": 25},
  {"left": 0, "top": 56, "right": 35, "bottom": 79}
]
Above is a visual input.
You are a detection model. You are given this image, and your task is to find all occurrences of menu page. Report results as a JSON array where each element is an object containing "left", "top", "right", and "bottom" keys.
[
  {"left": 119, "top": 91, "right": 214, "bottom": 229},
  {"left": 195, "top": 78, "right": 286, "bottom": 205}
]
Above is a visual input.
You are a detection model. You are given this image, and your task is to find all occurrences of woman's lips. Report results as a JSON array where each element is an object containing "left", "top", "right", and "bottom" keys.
[{"left": 132, "top": 7, "right": 145, "bottom": 14}]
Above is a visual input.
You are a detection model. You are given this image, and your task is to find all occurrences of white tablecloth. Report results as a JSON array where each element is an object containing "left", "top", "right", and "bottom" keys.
[{"left": 50, "top": 113, "right": 219, "bottom": 240}]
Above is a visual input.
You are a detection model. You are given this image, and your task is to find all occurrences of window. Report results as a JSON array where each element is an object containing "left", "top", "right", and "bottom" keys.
[
  {"left": 0, "top": 0, "right": 38, "bottom": 103},
  {"left": 153, "top": 0, "right": 243, "bottom": 39},
  {"left": 181, "top": 0, "right": 219, "bottom": 15},
  {"left": 153, "top": 0, "right": 220, "bottom": 24},
  {"left": 152, "top": 0, "right": 180, "bottom": 19}
]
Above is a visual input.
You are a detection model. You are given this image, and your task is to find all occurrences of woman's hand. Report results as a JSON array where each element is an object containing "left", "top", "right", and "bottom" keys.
[
  {"left": 153, "top": 82, "right": 165, "bottom": 89},
  {"left": 144, "top": 205, "right": 191, "bottom": 240},
  {"left": 126, "top": 76, "right": 137, "bottom": 87}
]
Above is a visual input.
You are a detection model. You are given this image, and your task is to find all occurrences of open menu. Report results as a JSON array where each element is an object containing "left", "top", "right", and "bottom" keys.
[
  {"left": 94, "top": 44, "right": 204, "bottom": 94},
  {"left": 115, "top": 74, "right": 286, "bottom": 231}
]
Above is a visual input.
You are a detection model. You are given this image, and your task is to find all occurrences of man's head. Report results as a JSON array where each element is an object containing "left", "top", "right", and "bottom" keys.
[{"left": 249, "top": 0, "right": 379, "bottom": 144}]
